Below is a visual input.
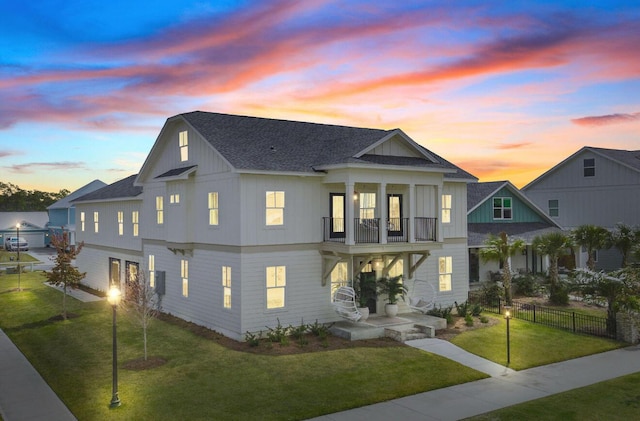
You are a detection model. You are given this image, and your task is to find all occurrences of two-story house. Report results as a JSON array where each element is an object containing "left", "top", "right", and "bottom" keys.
[
  {"left": 467, "top": 181, "right": 563, "bottom": 284},
  {"left": 74, "top": 111, "right": 476, "bottom": 341},
  {"left": 523, "top": 147, "right": 640, "bottom": 270}
]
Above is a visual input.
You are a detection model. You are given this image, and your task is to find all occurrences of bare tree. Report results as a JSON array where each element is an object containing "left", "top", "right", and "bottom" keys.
[
  {"left": 122, "top": 270, "right": 160, "bottom": 361},
  {"left": 45, "top": 231, "right": 86, "bottom": 320}
]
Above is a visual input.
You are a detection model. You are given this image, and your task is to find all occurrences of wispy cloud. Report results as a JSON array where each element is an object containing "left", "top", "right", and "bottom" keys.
[
  {"left": 4, "top": 162, "right": 87, "bottom": 174},
  {"left": 571, "top": 112, "right": 640, "bottom": 127},
  {"left": 496, "top": 142, "right": 533, "bottom": 150}
]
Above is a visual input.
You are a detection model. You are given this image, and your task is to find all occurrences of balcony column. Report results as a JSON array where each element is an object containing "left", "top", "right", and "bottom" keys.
[
  {"left": 345, "top": 182, "right": 355, "bottom": 245},
  {"left": 379, "top": 183, "right": 387, "bottom": 244},
  {"left": 436, "top": 184, "right": 443, "bottom": 242},
  {"left": 409, "top": 183, "right": 415, "bottom": 243}
]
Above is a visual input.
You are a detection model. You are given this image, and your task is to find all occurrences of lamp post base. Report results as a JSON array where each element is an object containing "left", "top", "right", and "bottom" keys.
[{"left": 110, "top": 395, "right": 121, "bottom": 408}]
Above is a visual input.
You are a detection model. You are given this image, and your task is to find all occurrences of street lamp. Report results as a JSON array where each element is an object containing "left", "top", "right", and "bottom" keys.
[
  {"left": 504, "top": 306, "right": 512, "bottom": 366},
  {"left": 108, "top": 285, "right": 122, "bottom": 408},
  {"left": 15, "top": 223, "right": 21, "bottom": 291}
]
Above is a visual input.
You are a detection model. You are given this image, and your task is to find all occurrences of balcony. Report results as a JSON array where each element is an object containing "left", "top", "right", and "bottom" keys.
[{"left": 322, "top": 217, "right": 437, "bottom": 244}]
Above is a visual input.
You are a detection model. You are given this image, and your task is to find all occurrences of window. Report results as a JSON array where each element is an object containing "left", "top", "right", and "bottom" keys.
[
  {"left": 438, "top": 256, "right": 452, "bottom": 292},
  {"left": 117, "top": 211, "right": 124, "bottom": 236},
  {"left": 94, "top": 212, "right": 99, "bottom": 233},
  {"left": 387, "top": 258, "right": 403, "bottom": 278},
  {"left": 132, "top": 211, "right": 139, "bottom": 236},
  {"left": 359, "top": 192, "right": 376, "bottom": 219},
  {"left": 109, "top": 258, "right": 121, "bottom": 287},
  {"left": 156, "top": 196, "right": 164, "bottom": 224},
  {"left": 179, "top": 130, "right": 188, "bottom": 162},
  {"left": 181, "top": 259, "right": 189, "bottom": 297},
  {"left": 330, "top": 262, "right": 348, "bottom": 301},
  {"left": 208, "top": 192, "right": 219, "bottom": 225},
  {"left": 148, "top": 255, "right": 155, "bottom": 288},
  {"left": 442, "top": 194, "right": 452, "bottom": 224},
  {"left": 80, "top": 212, "right": 85, "bottom": 232},
  {"left": 125, "top": 261, "right": 139, "bottom": 285},
  {"left": 493, "top": 197, "right": 512, "bottom": 220},
  {"left": 170, "top": 194, "right": 180, "bottom": 204},
  {"left": 266, "top": 191, "right": 285, "bottom": 226},
  {"left": 222, "top": 266, "right": 231, "bottom": 308},
  {"left": 266, "top": 265, "right": 286, "bottom": 309},
  {"left": 548, "top": 200, "right": 559, "bottom": 217},
  {"left": 584, "top": 158, "right": 595, "bottom": 177}
]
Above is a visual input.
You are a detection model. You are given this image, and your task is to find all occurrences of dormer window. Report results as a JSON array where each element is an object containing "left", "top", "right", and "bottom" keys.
[
  {"left": 583, "top": 158, "right": 595, "bottom": 177},
  {"left": 493, "top": 197, "right": 512, "bottom": 220},
  {"left": 179, "top": 131, "right": 188, "bottom": 162}
]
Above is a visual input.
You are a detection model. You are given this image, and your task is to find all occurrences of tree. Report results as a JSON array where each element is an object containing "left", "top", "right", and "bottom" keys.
[
  {"left": 532, "top": 231, "right": 573, "bottom": 304},
  {"left": 610, "top": 223, "right": 639, "bottom": 268},
  {"left": 44, "top": 232, "right": 86, "bottom": 320},
  {"left": 571, "top": 225, "right": 611, "bottom": 271},
  {"left": 122, "top": 270, "right": 160, "bottom": 361},
  {"left": 479, "top": 232, "right": 525, "bottom": 305}
]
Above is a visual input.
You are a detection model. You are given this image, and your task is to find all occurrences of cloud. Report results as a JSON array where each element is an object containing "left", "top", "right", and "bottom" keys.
[
  {"left": 496, "top": 142, "right": 532, "bottom": 150},
  {"left": 0, "top": 150, "right": 22, "bottom": 158},
  {"left": 571, "top": 112, "right": 640, "bottom": 127},
  {"left": 4, "top": 161, "right": 87, "bottom": 174}
]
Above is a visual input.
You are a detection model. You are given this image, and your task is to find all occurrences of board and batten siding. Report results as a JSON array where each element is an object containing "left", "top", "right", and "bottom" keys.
[
  {"left": 369, "top": 136, "right": 421, "bottom": 157},
  {"left": 77, "top": 245, "right": 142, "bottom": 293},
  {"left": 468, "top": 186, "right": 545, "bottom": 224},
  {"left": 75, "top": 201, "right": 142, "bottom": 252},
  {"left": 441, "top": 182, "right": 468, "bottom": 239}
]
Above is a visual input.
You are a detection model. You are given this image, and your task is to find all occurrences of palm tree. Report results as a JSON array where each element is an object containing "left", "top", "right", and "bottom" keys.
[
  {"left": 532, "top": 231, "right": 573, "bottom": 289},
  {"left": 571, "top": 225, "right": 611, "bottom": 271},
  {"left": 610, "top": 223, "right": 639, "bottom": 268},
  {"left": 479, "top": 232, "right": 525, "bottom": 305}
]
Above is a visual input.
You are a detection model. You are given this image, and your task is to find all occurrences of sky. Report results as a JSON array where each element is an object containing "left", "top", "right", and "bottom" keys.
[{"left": 1, "top": 0, "right": 639, "bottom": 192}]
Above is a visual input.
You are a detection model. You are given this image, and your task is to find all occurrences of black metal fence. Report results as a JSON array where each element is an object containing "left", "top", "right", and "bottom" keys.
[{"left": 469, "top": 292, "right": 616, "bottom": 339}]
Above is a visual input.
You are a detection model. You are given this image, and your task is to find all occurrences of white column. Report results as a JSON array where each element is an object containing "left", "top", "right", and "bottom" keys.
[
  {"left": 379, "top": 183, "right": 387, "bottom": 244},
  {"left": 345, "top": 182, "right": 355, "bottom": 245},
  {"left": 409, "top": 183, "right": 415, "bottom": 243}
]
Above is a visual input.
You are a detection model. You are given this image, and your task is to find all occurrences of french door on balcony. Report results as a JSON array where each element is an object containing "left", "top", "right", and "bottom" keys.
[
  {"left": 387, "top": 194, "right": 403, "bottom": 236},
  {"left": 329, "top": 193, "right": 345, "bottom": 239}
]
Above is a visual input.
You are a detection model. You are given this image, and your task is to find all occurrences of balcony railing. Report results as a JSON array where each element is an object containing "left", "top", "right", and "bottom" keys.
[
  {"left": 322, "top": 217, "right": 437, "bottom": 243},
  {"left": 415, "top": 217, "right": 437, "bottom": 241}
]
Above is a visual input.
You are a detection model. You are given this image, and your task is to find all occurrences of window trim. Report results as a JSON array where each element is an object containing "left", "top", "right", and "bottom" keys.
[
  {"left": 442, "top": 194, "right": 452, "bottom": 224},
  {"left": 179, "top": 130, "right": 189, "bottom": 162},
  {"left": 583, "top": 158, "right": 595, "bottom": 177},
  {"left": 117, "top": 211, "right": 124, "bottom": 236},
  {"left": 438, "top": 256, "right": 452, "bottom": 292},
  {"left": 156, "top": 196, "right": 164, "bottom": 225},
  {"left": 265, "top": 191, "right": 285, "bottom": 226},
  {"left": 548, "top": 199, "right": 559, "bottom": 217},
  {"left": 181, "top": 259, "right": 189, "bottom": 297},
  {"left": 266, "top": 265, "right": 286, "bottom": 309},
  {"left": 493, "top": 197, "right": 513, "bottom": 220},
  {"left": 94, "top": 211, "right": 99, "bottom": 233},
  {"left": 132, "top": 211, "right": 139, "bottom": 237},
  {"left": 208, "top": 192, "right": 219, "bottom": 226},
  {"left": 222, "top": 266, "right": 231, "bottom": 308}
]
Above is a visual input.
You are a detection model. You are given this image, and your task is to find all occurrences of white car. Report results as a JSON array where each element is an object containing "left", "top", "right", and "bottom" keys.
[{"left": 4, "top": 237, "right": 29, "bottom": 252}]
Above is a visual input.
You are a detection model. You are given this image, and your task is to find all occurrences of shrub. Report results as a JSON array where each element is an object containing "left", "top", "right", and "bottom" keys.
[
  {"left": 471, "top": 303, "right": 483, "bottom": 317},
  {"left": 266, "top": 318, "right": 290, "bottom": 345},
  {"left": 480, "top": 281, "right": 504, "bottom": 304},
  {"left": 549, "top": 283, "right": 570, "bottom": 305},
  {"left": 480, "top": 315, "right": 489, "bottom": 324},
  {"left": 245, "top": 331, "right": 262, "bottom": 347},
  {"left": 308, "top": 320, "right": 330, "bottom": 338},
  {"left": 427, "top": 304, "right": 454, "bottom": 324},
  {"left": 464, "top": 314, "right": 474, "bottom": 326},
  {"left": 513, "top": 273, "right": 543, "bottom": 297},
  {"left": 289, "top": 320, "right": 308, "bottom": 340},
  {"left": 455, "top": 301, "right": 470, "bottom": 317}
]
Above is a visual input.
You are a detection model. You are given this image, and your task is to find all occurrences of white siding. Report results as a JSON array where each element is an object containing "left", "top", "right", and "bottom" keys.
[{"left": 441, "top": 182, "right": 468, "bottom": 239}]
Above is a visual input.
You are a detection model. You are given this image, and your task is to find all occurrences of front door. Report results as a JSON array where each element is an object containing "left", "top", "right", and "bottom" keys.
[
  {"left": 109, "top": 258, "right": 121, "bottom": 288},
  {"left": 361, "top": 270, "right": 377, "bottom": 314},
  {"left": 330, "top": 193, "right": 345, "bottom": 239},
  {"left": 387, "top": 194, "right": 403, "bottom": 236}
]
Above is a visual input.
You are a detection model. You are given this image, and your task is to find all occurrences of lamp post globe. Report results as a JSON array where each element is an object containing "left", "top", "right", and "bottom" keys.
[{"left": 108, "top": 285, "right": 122, "bottom": 408}]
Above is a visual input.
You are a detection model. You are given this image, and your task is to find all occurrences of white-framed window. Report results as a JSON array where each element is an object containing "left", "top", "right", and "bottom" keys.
[
  {"left": 387, "top": 258, "right": 404, "bottom": 278},
  {"left": 438, "top": 256, "right": 452, "bottom": 292},
  {"left": 181, "top": 259, "right": 189, "bottom": 297},
  {"left": 132, "top": 211, "right": 139, "bottom": 237},
  {"left": 583, "top": 158, "right": 595, "bottom": 177},
  {"left": 179, "top": 130, "right": 188, "bottom": 162},
  {"left": 266, "top": 191, "right": 285, "bottom": 226},
  {"left": 359, "top": 192, "right": 376, "bottom": 219},
  {"left": 148, "top": 255, "right": 155, "bottom": 288},
  {"left": 156, "top": 196, "right": 164, "bottom": 224},
  {"left": 80, "top": 212, "right": 85, "bottom": 232},
  {"left": 117, "top": 211, "right": 124, "bottom": 236},
  {"left": 208, "top": 192, "right": 219, "bottom": 226},
  {"left": 330, "top": 262, "right": 348, "bottom": 301},
  {"left": 266, "top": 265, "right": 286, "bottom": 309},
  {"left": 222, "top": 266, "right": 231, "bottom": 308},
  {"left": 170, "top": 194, "right": 180, "bottom": 204},
  {"left": 493, "top": 197, "right": 512, "bottom": 220},
  {"left": 548, "top": 200, "right": 559, "bottom": 217},
  {"left": 94, "top": 211, "right": 99, "bottom": 233},
  {"left": 442, "top": 194, "right": 452, "bottom": 224}
]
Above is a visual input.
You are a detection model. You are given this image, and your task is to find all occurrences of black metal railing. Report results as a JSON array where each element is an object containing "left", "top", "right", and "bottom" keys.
[
  {"left": 355, "top": 218, "right": 380, "bottom": 243},
  {"left": 387, "top": 217, "right": 408, "bottom": 242},
  {"left": 322, "top": 217, "right": 345, "bottom": 243},
  {"left": 415, "top": 217, "right": 437, "bottom": 241},
  {"left": 469, "top": 292, "right": 615, "bottom": 339}
]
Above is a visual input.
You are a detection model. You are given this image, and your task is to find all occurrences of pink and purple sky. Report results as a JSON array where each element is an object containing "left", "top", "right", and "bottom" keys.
[{"left": 2, "top": 0, "right": 639, "bottom": 192}]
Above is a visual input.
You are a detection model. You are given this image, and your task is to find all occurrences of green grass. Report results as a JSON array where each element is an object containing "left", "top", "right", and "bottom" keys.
[
  {"left": 465, "top": 371, "right": 640, "bottom": 420},
  {"left": 0, "top": 250, "right": 39, "bottom": 263},
  {"left": 0, "top": 272, "right": 487, "bottom": 421},
  {"left": 451, "top": 314, "right": 624, "bottom": 370}
]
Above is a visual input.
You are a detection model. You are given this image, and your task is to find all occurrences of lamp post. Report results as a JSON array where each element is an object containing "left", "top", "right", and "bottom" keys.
[
  {"left": 108, "top": 285, "right": 122, "bottom": 408},
  {"left": 504, "top": 306, "right": 511, "bottom": 366},
  {"left": 15, "top": 223, "right": 21, "bottom": 291}
]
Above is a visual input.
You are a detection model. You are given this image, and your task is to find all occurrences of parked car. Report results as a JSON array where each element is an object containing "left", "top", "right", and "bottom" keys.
[{"left": 4, "top": 237, "right": 29, "bottom": 251}]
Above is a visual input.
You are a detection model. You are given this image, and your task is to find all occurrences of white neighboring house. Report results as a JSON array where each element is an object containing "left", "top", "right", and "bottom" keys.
[
  {"left": 523, "top": 146, "right": 640, "bottom": 270},
  {"left": 74, "top": 111, "right": 477, "bottom": 341}
]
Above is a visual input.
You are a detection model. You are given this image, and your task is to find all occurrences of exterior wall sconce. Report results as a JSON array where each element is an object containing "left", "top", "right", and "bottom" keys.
[{"left": 353, "top": 191, "right": 359, "bottom": 201}]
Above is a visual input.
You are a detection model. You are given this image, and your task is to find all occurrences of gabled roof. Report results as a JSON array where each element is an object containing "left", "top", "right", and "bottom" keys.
[
  {"left": 47, "top": 180, "right": 107, "bottom": 210},
  {"left": 72, "top": 174, "right": 142, "bottom": 203},
  {"left": 0, "top": 212, "right": 49, "bottom": 231},
  {"left": 523, "top": 146, "right": 640, "bottom": 190},
  {"left": 147, "top": 111, "right": 477, "bottom": 180},
  {"left": 468, "top": 222, "right": 562, "bottom": 247}
]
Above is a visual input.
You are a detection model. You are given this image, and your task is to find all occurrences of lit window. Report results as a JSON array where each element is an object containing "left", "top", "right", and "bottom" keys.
[
  {"left": 548, "top": 200, "right": 559, "bottom": 217},
  {"left": 132, "top": 211, "right": 139, "bottom": 237},
  {"left": 359, "top": 193, "right": 376, "bottom": 219},
  {"left": 387, "top": 258, "right": 403, "bottom": 278},
  {"left": 148, "top": 255, "right": 155, "bottom": 288},
  {"left": 222, "top": 266, "right": 231, "bottom": 308},
  {"left": 442, "top": 194, "right": 452, "bottom": 223},
  {"left": 266, "top": 265, "right": 286, "bottom": 309},
  {"left": 330, "top": 262, "right": 348, "bottom": 301},
  {"left": 156, "top": 196, "right": 164, "bottom": 224},
  {"left": 493, "top": 197, "right": 512, "bottom": 220},
  {"left": 94, "top": 212, "right": 99, "bottom": 233},
  {"left": 583, "top": 158, "right": 595, "bottom": 177},
  {"left": 170, "top": 194, "right": 180, "bottom": 204},
  {"left": 80, "top": 212, "right": 85, "bottom": 232},
  {"left": 181, "top": 259, "right": 189, "bottom": 297},
  {"left": 438, "top": 256, "right": 452, "bottom": 292},
  {"left": 208, "top": 192, "right": 219, "bottom": 225},
  {"left": 266, "top": 191, "right": 285, "bottom": 226},
  {"left": 179, "top": 131, "right": 188, "bottom": 162},
  {"left": 117, "top": 211, "right": 124, "bottom": 236}
]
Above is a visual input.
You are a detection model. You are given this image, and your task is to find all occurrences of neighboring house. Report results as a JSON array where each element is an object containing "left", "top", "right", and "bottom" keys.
[
  {"left": 467, "top": 181, "right": 563, "bottom": 284},
  {"left": 0, "top": 212, "right": 50, "bottom": 248},
  {"left": 74, "top": 111, "right": 476, "bottom": 341},
  {"left": 523, "top": 147, "right": 640, "bottom": 270},
  {"left": 47, "top": 179, "right": 107, "bottom": 245}
]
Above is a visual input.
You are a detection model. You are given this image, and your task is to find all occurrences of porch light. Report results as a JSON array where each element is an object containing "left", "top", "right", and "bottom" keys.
[{"left": 353, "top": 191, "right": 358, "bottom": 201}]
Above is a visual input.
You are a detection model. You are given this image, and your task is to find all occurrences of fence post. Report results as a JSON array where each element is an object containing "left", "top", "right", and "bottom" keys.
[
  {"left": 533, "top": 305, "right": 536, "bottom": 323},
  {"left": 572, "top": 312, "right": 576, "bottom": 333}
]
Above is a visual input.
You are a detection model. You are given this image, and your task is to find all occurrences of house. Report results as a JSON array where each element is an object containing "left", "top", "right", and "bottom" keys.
[
  {"left": 47, "top": 179, "right": 107, "bottom": 245},
  {"left": 467, "top": 181, "right": 563, "bottom": 283},
  {"left": 523, "top": 147, "right": 640, "bottom": 270},
  {"left": 74, "top": 111, "right": 476, "bottom": 341},
  {"left": 0, "top": 212, "right": 50, "bottom": 248}
]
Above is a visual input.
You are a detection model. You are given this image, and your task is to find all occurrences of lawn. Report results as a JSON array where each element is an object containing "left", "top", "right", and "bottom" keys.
[{"left": 0, "top": 272, "right": 486, "bottom": 421}]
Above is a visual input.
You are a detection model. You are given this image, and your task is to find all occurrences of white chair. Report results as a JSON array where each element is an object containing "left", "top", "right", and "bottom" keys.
[
  {"left": 408, "top": 279, "right": 436, "bottom": 314},
  {"left": 332, "top": 286, "right": 362, "bottom": 322}
]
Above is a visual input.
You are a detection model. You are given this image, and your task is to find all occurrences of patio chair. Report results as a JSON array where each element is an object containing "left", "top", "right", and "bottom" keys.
[
  {"left": 408, "top": 279, "right": 436, "bottom": 314},
  {"left": 332, "top": 286, "right": 362, "bottom": 322}
]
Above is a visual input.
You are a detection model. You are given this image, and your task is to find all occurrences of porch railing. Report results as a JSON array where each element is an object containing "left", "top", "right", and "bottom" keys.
[
  {"left": 355, "top": 218, "right": 380, "bottom": 243},
  {"left": 415, "top": 217, "right": 437, "bottom": 241},
  {"left": 387, "top": 218, "right": 408, "bottom": 243},
  {"left": 322, "top": 217, "right": 437, "bottom": 243}
]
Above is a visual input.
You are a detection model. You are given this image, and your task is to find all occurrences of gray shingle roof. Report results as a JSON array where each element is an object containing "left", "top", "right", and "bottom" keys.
[
  {"left": 155, "top": 165, "right": 198, "bottom": 179},
  {"left": 72, "top": 174, "right": 142, "bottom": 202},
  {"left": 589, "top": 147, "right": 640, "bottom": 171},
  {"left": 466, "top": 181, "right": 507, "bottom": 211},
  {"left": 468, "top": 222, "right": 562, "bottom": 247}
]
